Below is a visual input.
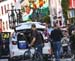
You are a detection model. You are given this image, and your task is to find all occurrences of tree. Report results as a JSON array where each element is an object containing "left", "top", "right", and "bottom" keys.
[
  {"left": 21, "top": 6, "right": 25, "bottom": 12},
  {"left": 43, "top": 15, "right": 50, "bottom": 24},
  {"left": 61, "top": 0, "right": 69, "bottom": 24}
]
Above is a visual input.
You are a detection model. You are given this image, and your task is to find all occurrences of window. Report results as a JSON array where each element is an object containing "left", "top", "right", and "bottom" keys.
[
  {"left": 0, "top": 19, "right": 2, "bottom": 32},
  {"left": 7, "top": 4, "right": 9, "bottom": 10},
  {"left": 69, "top": 9, "right": 75, "bottom": 18},
  {"left": 1, "top": 6, "right": 3, "bottom": 15},
  {"left": 6, "top": 21, "right": 8, "bottom": 30},
  {"left": 3, "top": 22, "right": 5, "bottom": 31},
  {"left": 4, "top": 5, "right": 7, "bottom": 13}
]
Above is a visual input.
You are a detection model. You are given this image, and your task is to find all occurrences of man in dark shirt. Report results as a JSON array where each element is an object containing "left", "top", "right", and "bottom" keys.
[
  {"left": 29, "top": 24, "right": 43, "bottom": 54},
  {"left": 51, "top": 24, "right": 63, "bottom": 61},
  {"left": 51, "top": 28, "right": 63, "bottom": 42}
]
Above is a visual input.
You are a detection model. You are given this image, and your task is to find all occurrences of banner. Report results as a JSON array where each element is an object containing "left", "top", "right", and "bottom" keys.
[{"left": 21, "top": 0, "right": 49, "bottom": 21}]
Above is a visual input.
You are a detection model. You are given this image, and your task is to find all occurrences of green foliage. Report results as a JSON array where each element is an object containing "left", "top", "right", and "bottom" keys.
[
  {"left": 21, "top": 6, "right": 25, "bottom": 12},
  {"left": 61, "top": 0, "right": 69, "bottom": 21},
  {"left": 43, "top": 15, "right": 50, "bottom": 24},
  {"left": 38, "top": 7, "right": 50, "bottom": 16}
]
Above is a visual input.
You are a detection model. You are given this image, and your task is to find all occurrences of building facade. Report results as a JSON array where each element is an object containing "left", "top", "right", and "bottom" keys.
[
  {"left": 0, "top": 0, "right": 16, "bottom": 32},
  {"left": 49, "top": 0, "right": 64, "bottom": 27},
  {"left": 68, "top": 0, "right": 75, "bottom": 24}
]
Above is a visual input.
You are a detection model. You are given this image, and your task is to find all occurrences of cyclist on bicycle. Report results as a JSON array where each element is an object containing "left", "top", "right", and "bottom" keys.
[{"left": 28, "top": 24, "right": 44, "bottom": 54}]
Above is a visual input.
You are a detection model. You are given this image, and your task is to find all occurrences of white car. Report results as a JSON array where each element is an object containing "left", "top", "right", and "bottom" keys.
[{"left": 9, "top": 22, "right": 51, "bottom": 60}]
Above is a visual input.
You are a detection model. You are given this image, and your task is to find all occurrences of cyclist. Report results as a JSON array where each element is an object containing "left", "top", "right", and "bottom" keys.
[{"left": 28, "top": 24, "right": 44, "bottom": 54}]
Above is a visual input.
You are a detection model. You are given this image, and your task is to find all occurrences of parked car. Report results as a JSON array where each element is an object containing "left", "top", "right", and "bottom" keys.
[{"left": 9, "top": 22, "right": 51, "bottom": 60}]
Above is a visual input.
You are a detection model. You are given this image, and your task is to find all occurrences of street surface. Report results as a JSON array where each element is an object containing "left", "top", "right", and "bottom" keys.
[
  {"left": 0, "top": 58, "right": 73, "bottom": 61},
  {"left": 0, "top": 59, "right": 8, "bottom": 61}
]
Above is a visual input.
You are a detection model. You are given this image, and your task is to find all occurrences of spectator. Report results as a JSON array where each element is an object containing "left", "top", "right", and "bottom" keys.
[
  {"left": 43, "top": 28, "right": 49, "bottom": 42},
  {"left": 70, "top": 28, "right": 75, "bottom": 55},
  {"left": 51, "top": 23, "right": 63, "bottom": 61},
  {"left": 61, "top": 29, "right": 71, "bottom": 56}
]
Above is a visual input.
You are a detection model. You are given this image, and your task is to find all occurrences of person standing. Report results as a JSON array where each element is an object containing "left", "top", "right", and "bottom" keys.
[
  {"left": 51, "top": 23, "right": 63, "bottom": 61},
  {"left": 70, "top": 28, "right": 75, "bottom": 55},
  {"left": 61, "top": 29, "right": 71, "bottom": 57}
]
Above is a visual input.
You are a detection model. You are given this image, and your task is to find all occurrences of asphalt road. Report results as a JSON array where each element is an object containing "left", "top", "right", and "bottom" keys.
[
  {"left": 0, "top": 58, "right": 73, "bottom": 61},
  {"left": 0, "top": 59, "right": 8, "bottom": 61}
]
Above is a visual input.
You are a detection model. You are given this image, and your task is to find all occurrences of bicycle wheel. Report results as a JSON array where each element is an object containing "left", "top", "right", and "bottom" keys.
[
  {"left": 24, "top": 50, "right": 32, "bottom": 60},
  {"left": 32, "top": 52, "right": 43, "bottom": 61}
]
